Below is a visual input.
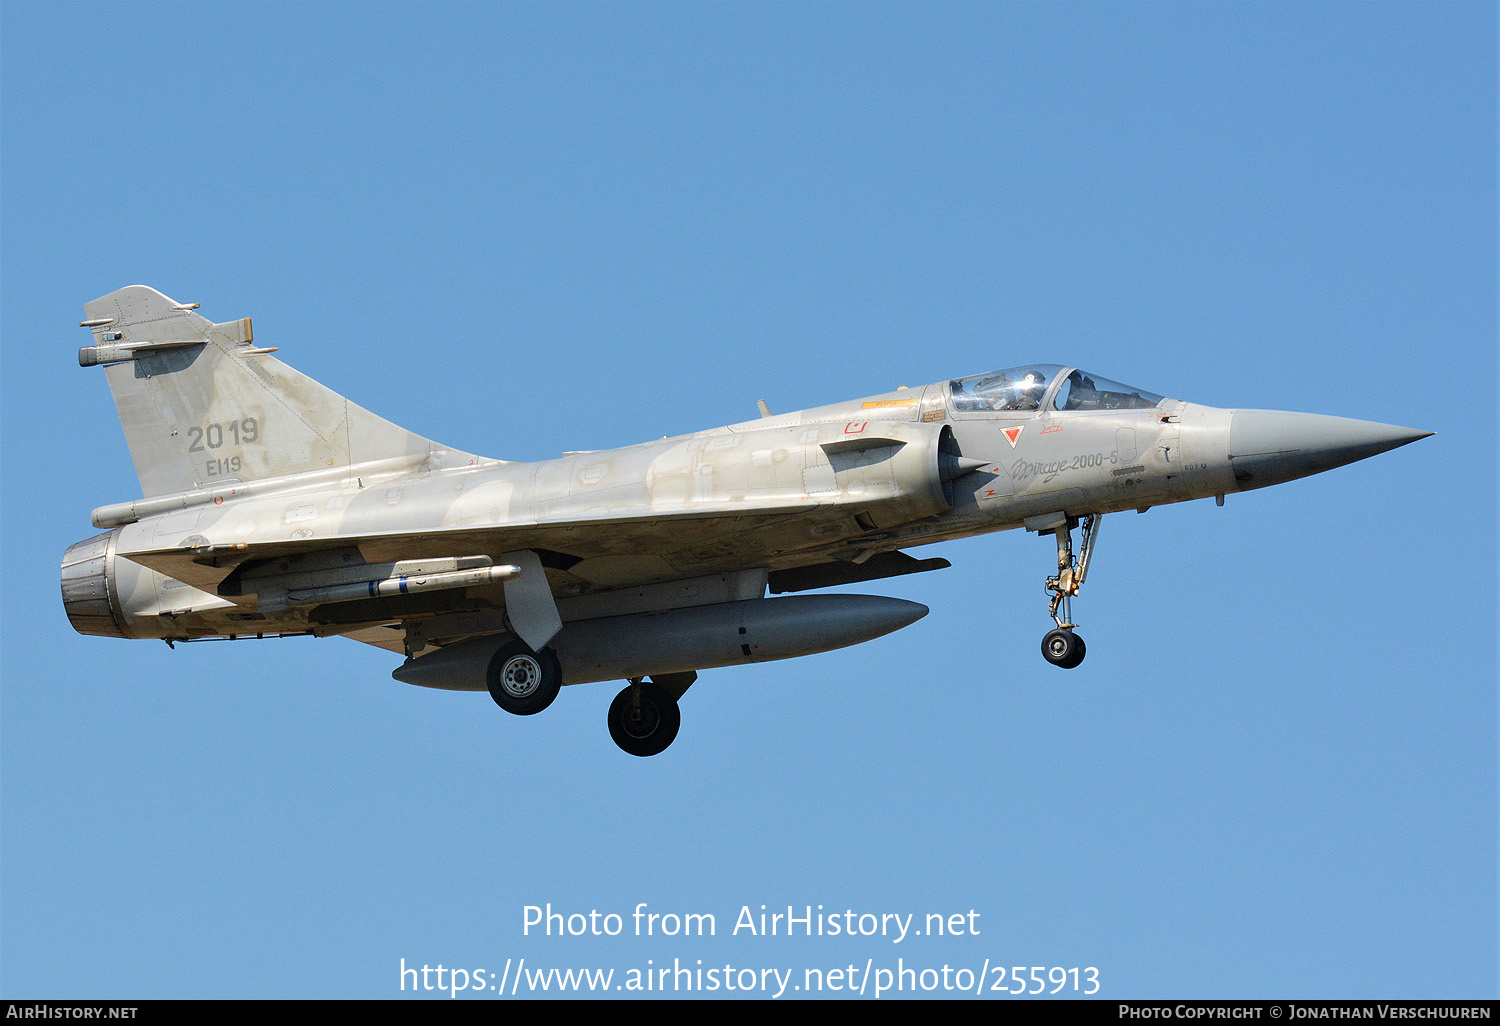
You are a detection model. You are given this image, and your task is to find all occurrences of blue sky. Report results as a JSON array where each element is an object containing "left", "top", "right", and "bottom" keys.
[{"left": 2, "top": 1, "right": 1494, "bottom": 999}]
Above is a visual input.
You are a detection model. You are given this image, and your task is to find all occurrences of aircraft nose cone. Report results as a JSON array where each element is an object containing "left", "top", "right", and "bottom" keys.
[{"left": 1228, "top": 410, "right": 1433, "bottom": 491}]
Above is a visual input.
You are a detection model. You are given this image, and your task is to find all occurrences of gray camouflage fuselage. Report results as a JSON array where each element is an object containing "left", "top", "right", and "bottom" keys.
[{"left": 62, "top": 287, "right": 1430, "bottom": 707}]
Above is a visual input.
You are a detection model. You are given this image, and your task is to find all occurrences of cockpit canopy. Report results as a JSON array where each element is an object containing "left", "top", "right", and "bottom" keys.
[{"left": 949, "top": 365, "right": 1165, "bottom": 414}]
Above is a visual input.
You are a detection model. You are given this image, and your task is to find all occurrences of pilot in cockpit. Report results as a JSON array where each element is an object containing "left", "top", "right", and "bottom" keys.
[{"left": 1011, "top": 370, "right": 1049, "bottom": 411}]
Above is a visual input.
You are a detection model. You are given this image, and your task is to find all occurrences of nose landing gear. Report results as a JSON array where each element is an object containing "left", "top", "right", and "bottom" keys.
[{"left": 1040, "top": 513, "right": 1101, "bottom": 668}]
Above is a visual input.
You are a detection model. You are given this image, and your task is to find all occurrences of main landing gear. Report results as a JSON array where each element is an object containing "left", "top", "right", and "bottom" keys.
[
  {"left": 1040, "top": 513, "right": 1101, "bottom": 669},
  {"left": 607, "top": 676, "right": 689, "bottom": 757},
  {"left": 484, "top": 642, "right": 693, "bottom": 756},
  {"left": 486, "top": 640, "right": 562, "bottom": 715}
]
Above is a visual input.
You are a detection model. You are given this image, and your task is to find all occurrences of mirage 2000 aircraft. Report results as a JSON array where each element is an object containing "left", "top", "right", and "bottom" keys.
[{"left": 63, "top": 286, "right": 1431, "bottom": 755}]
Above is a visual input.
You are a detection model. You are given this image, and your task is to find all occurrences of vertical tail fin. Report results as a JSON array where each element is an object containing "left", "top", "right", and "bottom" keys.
[{"left": 79, "top": 286, "right": 478, "bottom": 498}]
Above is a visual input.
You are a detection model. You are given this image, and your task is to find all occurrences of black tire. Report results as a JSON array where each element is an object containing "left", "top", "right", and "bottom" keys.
[
  {"left": 486, "top": 641, "right": 562, "bottom": 715},
  {"left": 1062, "top": 632, "right": 1086, "bottom": 669},
  {"left": 1041, "top": 628, "right": 1084, "bottom": 669},
  {"left": 607, "top": 681, "right": 681, "bottom": 757}
]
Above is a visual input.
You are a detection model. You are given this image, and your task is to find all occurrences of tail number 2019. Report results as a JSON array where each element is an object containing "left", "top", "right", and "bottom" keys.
[{"left": 187, "top": 418, "right": 260, "bottom": 452}]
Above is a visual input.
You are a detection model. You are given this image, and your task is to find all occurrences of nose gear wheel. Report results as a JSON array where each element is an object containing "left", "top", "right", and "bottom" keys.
[
  {"left": 1041, "top": 628, "right": 1086, "bottom": 669},
  {"left": 1040, "top": 514, "right": 1100, "bottom": 668}
]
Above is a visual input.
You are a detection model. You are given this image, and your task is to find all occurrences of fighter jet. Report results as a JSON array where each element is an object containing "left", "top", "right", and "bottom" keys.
[{"left": 62, "top": 286, "right": 1431, "bottom": 756}]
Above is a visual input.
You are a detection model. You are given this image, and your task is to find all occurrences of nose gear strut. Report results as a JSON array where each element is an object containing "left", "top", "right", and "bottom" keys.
[{"left": 1041, "top": 513, "right": 1101, "bottom": 668}]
